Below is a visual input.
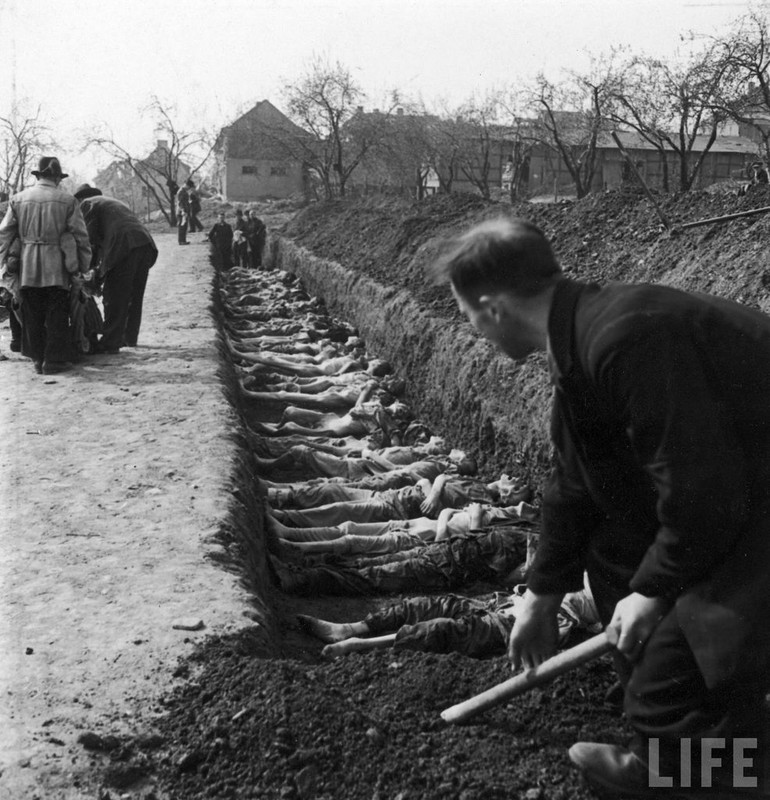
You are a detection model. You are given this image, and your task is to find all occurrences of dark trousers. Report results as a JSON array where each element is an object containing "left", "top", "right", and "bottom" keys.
[
  {"left": 188, "top": 212, "right": 202, "bottom": 233},
  {"left": 247, "top": 241, "right": 262, "bottom": 269},
  {"left": 585, "top": 542, "right": 766, "bottom": 783},
  {"left": 366, "top": 595, "right": 511, "bottom": 657},
  {"left": 3, "top": 294, "right": 22, "bottom": 348},
  {"left": 177, "top": 218, "right": 188, "bottom": 244},
  {"left": 101, "top": 245, "right": 153, "bottom": 349},
  {"left": 20, "top": 286, "right": 72, "bottom": 364}
]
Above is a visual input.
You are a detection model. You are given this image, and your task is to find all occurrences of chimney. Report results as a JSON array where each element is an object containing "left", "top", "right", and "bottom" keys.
[
  {"left": 357, "top": 106, "right": 364, "bottom": 114},
  {"left": 396, "top": 107, "right": 404, "bottom": 116},
  {"left": 156, "top": 139, "right": 168, "bottom": 150}
]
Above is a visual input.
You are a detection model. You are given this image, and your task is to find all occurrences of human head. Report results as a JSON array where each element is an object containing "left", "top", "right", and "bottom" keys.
[
  {"left": 32, "top": 156, "right": 68, "bottom": 184},
  {"left": 488, "top": 473, "right": 531, "bottom": 504},
  {"left": 433, "top": 217, "right": 561, "bottom": 306},
  {"left": 217, "top": 212, "right": 226, "bottom": 223},
  {"left": 434, "top": 218, "right": 561, "bottom": 360},
  {"left": 73, "top": 183, "right": 103, "bottom": 201},
  {"left": 449, "top": 451, "right": 477, "bottom": 476}
]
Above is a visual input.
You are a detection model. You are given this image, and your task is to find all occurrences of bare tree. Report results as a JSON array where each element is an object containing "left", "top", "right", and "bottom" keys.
[
  {"left": 354, "top": 99, "right": 439, "bottom": 198},
  {"left": 88, "top": 96, "right": 217, "bottom": 225},
  {"left": 525, "top": 57, "right": 620, "bottom": 199},
  {"left": 450, "top": 91, "right": 509, "bottom": 200},
  {"left": 609, "top": 43, "right": 737, "bottom": 192},
  {"left": 0, "top": 101, "right": 55, "bottom": 197},
  {"left": 280, "top": 57, "right": 390, "bottom": 198},
  {"left": 713, "top": 12, "right": 770, "bottom": 165}
]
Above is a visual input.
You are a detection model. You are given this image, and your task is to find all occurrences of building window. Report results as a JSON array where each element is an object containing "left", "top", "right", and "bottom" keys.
[
  {"left": 242, "top": 165, "right": 258, "bottom": 175},
  {"left": 270, "top": 166, "right": 287, "bottom": 177}
]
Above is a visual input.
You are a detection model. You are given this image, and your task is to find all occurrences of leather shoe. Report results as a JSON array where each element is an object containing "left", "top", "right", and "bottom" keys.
[
  {"left": 42, "top": 360, "right": 72, "bottom": 375},
  {"left": 568, "top": 743, "right": 756, "bottom": 799},
  {"left": 94, "top": 342, "right": 120, "bottom": 354}
]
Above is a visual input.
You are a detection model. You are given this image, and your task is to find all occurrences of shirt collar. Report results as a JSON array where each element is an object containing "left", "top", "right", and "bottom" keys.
[{"left": 546, "top": 278, "right": 589, "bottom": 383}]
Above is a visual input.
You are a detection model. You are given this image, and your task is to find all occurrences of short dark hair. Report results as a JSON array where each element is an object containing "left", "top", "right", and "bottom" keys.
[{"left": 432, "top": 217, "right": 561, "bottom": 304}]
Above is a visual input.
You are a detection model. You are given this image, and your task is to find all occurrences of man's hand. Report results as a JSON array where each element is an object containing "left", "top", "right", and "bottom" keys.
[
  {"left": 606, "top": 592, "right": 670, "bottom": 662},
  {"left": 508, "top": 589, "right": 564, "bottom": 671}
]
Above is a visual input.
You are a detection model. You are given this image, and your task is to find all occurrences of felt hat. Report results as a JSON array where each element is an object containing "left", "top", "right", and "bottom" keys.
[
  {"left": 73, "top": 183, "right": 103, "bottom": 200},
  {"left": 32, "top": 156, "right": 68, "bottom": 180}
]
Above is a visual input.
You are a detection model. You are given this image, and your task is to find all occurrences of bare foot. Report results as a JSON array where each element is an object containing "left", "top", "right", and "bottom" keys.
[
  {"left": 265, "top": 512, "right": 291, "bottom": 536},
  {"left": 297, "top": 614, "right": 355, "bottom": 643}
]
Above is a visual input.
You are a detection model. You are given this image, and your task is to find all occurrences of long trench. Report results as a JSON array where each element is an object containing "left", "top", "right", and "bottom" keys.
[{"left": 213, "top": 234, "right": 555, "bottom": 651}]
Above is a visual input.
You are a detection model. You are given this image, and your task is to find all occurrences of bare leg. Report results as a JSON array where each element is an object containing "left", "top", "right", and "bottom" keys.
[
  {"left": 322, "top": 634, "right": 397, "bottom": 657},
  {"left": 296, "top": 614, "right": 369, "bottom": 643}
]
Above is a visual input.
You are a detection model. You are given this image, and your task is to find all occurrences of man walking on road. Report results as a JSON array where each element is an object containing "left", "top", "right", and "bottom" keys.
[
  {"left": 74, "top": 184, "right": 158, "bottom": 353},
  {"left": 434, "top": 217, "right": 770, "bottom": 798},
  {"left": 0, "top": 156, "right": 91, "bottom": 374}
]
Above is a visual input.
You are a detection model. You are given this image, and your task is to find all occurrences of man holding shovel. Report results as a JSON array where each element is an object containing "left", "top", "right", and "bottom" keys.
[{"left": 433, "top": 217, "right": 770, "bottom": 797}]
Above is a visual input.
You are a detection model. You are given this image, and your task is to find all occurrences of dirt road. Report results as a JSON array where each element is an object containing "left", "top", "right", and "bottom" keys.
[{"left": 0, "top": 233, "right": 253, "bottom": 799}]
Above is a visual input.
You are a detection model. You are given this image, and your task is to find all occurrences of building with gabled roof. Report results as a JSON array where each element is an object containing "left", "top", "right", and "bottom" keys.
[{"left": 215, "top": 100, "right": 310, "bottom": 202}]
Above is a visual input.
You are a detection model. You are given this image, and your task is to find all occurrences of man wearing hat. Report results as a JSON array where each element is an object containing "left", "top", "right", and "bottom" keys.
[
  {"left": 0, "top": 156, "right": 91, "bottom": 374},
  {"left": 73, "top": 183, "right": 158, "bottom": 353}
]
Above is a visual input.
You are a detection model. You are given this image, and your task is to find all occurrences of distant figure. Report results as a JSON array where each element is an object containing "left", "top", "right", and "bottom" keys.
[
  {"left": 74, "top": 184, "right": 158, "bottom": 353},
  {"left": 186, "top": 179, "right": 203, "bottom": 233},
  {"left": 0, "top": 156, "right": 91, "bottom": 374},
  {"left": 245, "top": 209, "right": 266, "bottom": 269},
  {"left": 207, "top": 212, "right": 233, "bottom": 269},
  {"left": 752, "top": 161, "right": 769, "bottom": 185},
  {"left": 176, "top": 182, "right": 190, "bottom": 245},
  {"left": 232, "top": 209, "right": 248, "bottom": 267}
]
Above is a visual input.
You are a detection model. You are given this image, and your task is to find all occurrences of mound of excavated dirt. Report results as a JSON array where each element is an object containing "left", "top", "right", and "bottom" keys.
[
  {"left": 151, "top": 631, "right": 624, "bottom": 800},
  {"left": 282, "top": 185, "right": 770, "bottom": 318}
]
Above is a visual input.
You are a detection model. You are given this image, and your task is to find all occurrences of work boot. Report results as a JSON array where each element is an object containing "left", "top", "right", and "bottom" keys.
[
  {"left": 568, "top": 743, "right": 757, "bottom": 799},
  {"left": 42, "top": 360, "right": 73, "bottom": 375}
]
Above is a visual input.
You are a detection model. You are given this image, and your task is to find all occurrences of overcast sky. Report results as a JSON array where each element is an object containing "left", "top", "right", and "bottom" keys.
[{"left": 0, "top": 0, "right": 760, "bottom": 181}]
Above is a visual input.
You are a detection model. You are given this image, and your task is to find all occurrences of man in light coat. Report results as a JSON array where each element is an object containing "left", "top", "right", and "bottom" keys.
[{"left": 0, "top": 156, "right": 91, "bottom": 374}]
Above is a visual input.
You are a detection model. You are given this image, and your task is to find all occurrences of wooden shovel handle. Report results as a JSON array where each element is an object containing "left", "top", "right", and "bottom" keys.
[{"left": 441, "top": 632, "right": 612, "bottom": 725}]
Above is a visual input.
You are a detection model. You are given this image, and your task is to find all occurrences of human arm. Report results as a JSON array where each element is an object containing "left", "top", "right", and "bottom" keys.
[
  {"left": 419, "top": 473, "right": 449, "bottom": 516},
  {"left": 0, "top": 204, "right": 18, "bottom": 266},
  {"left": 435, "top": 507, "right": 461, "bottom": 542},
  {"left": 353, "top": 380, "right": 379, "bottom": 408},
  {"left": 606, "top": 592, "right": 671, "bottom": 662},
  {"left": 507, "top": 588, "right": 565, "bottom": 671},
  {"left": 79, "top": 201, "right": 101, "bottom": 272}
]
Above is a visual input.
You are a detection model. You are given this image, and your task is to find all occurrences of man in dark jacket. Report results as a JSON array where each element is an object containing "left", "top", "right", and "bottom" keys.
[
  {"left": 186, "top": 179, "right": 202, "bottom": 233},
  {"left": 74, "top": 184, "right": 158, "bottom": 353},
  {"left": 245, "top": 209, "right": 266, "bottom": 269},
  {"left": 175, "top": 182, "right": 189, "bottom": 245},
  {"left": 434, "top": 217, "right": 770, "bottom": 797},
  {"left": 206, "top": 212, "right": 233, "bottom": 269}
]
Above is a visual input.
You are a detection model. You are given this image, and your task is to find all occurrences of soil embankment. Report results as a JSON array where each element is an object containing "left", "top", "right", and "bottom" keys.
[{"left": 275, "top": 187, "right": 770, "bottom": 485}]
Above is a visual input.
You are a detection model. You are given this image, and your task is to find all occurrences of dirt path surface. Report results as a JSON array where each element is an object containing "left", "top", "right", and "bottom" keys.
[{"left": 0, "top": 233, "right": 253, "bottom": 799}]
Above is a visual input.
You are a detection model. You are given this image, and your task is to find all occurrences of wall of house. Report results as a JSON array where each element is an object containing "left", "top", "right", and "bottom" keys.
[
  {"left": 223, "top": 158, "right": 304, "bottom": 202},
  {"left": 529, "top": 147, "right": 752, "bottom": 197}
]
